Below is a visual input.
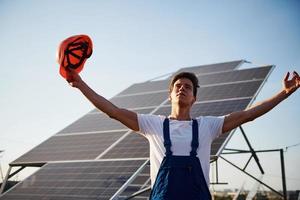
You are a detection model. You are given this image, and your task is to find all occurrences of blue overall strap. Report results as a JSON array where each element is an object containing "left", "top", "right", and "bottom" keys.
[
  {"left": 163, "top": 118, "right": 172, "bottom": 156},
  {"left": 190, "top": 119, "right": 199, "bottom": 156}
]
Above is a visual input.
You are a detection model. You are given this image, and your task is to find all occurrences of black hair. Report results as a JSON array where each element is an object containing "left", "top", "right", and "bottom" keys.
[{"left": 169, "top": 72, "right": 199, "bottom": 97}]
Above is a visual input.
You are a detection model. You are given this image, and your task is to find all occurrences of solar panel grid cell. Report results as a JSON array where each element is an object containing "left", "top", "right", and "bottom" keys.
[
  {"left": 195, "top": 80, "right": 263, "bottom": 102},
  {"left": 102, "top": 133, "right": 149, "bottom": 159},
  {"left": 110, "top": 91, "right": 168, "bottom": 108},
  {"left": 115, "top": 65, "right": 271, "bottom": 97},
  {"left": 117, "top": 79, "right": 169, "bottom": 96},
  {"left": 147, "top": 81, "right": 262, "bottom": 107},
  {"left": 176, "top": 60, "right": 243, "bottom": 74},
  {"left": 1, "top": 160, "right": 146, "bottom": 200},
  {"left": 11, "top": 131, "right": 126, "bottom": 165},
  {"left": 57, "top": 113, "right": 128, "bottom": 134},
  {"left": 155, "top": 98, "right": 252, "bottom": 118},
  {"left": 58, "top": 108, "right": 153, "bottom": 135},
  {"left": 88, "top": 107, "right": 154, "bottom": 115},
  {"left": 197, "top": 66, "right": 272, "bottom": 86},
  {"left": 190, "top": 98, "right": 252, "bottom": 116},
  {"left": 119, "top": 163, "right": 151, "bottom": 198},
  {"left": 211, "top": 135, "right": 230, "bottom": 155}
]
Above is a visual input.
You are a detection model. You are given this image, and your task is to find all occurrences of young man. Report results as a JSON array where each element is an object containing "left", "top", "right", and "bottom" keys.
[{"left": 66, "top": 69, "right": 299, "bottom": 200}]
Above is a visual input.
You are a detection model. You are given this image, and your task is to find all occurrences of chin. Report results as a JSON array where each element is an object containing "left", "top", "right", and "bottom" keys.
[{"left": 176, "top": 100, "right": 192, "bottom": 107}]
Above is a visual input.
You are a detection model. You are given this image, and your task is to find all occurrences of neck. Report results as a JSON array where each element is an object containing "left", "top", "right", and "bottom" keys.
[{"left": 169, "top": 105, "right": 191, "bottom": 121}]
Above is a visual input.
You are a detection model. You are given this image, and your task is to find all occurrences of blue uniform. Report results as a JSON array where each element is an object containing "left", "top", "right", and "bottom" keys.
[{"left": 150, "top": 118, "right": 212, "bottom": 200}]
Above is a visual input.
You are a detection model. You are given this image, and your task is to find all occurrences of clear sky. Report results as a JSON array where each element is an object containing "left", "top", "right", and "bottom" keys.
[{"left": 1, "top": 0, "right": 300, "bottom": 192}]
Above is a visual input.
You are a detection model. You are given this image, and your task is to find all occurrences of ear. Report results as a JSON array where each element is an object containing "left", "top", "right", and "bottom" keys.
[
  {"left": 168, "top": 94, "right": 172, "bottom": 101},
  {"left": 191, "top": 96, "right": 196, "bottom": 105}
]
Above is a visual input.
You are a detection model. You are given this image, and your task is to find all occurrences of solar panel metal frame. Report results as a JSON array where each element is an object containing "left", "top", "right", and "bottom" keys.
[{"left": 1, "top": 61, "right": 275, "bottom": 200}]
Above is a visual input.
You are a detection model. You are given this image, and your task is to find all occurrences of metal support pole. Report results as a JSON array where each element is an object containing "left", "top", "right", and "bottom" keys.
[
  {"left": 0, "top": 150, "right": 4, "bottom": 182},
  {"left": 243, "top": 155, "right": 253, "bottom": 171},
  {"left": 280, "top": 149, "right": 287, "bottom": 200},
  {"left": 220, "top": 156, "right": 284, "bottom": 198},
  {"left": 7, "top": 166, "right": 25, "bottom": 180},
  {"left": 216, "top": 159, "right": 219, "bottom": 183},
  {"left": 239, "top": 126, "right": 264, "bottom": 174},
  {"left": 110, "top": 160, "right": 149, "bottom": 200},
  {"left": 124, "top": 186, "right": 151, "bottom": 200},
  {"left": 0, "top": 164, "right": 3, "bottom": 182},
  {"left": 222, "top": 149, "right": 281, "bottom": 154},
  {"left": 0, "top": 166, "right": 12, "bottom": 194},
  {"left": 210, "top": 159, "right": 228, "bottom": 185}
]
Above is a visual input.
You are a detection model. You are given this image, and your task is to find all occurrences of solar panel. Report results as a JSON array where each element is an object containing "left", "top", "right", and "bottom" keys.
[
  {"left": 202, "top": 80, "right": 262, "bottom": 100},
  {"left": 162, "top": 80, "right": 263, "bottom": 105},
  {"left": 11, "top": 131, "right": 127, "bottom": 166},
  {"left": 110, "top": 91, "right": 167, "bottom": 109},
  {"left": 118, "top": 163, "right": 151, "bottom": 199},
  {"left": 1, "top": 160, "right": 147, "bottom": 200},
  {"left": 102, "top": 133, "right": 149, "bottom": 159},
  {"left": 175, "top": 60, "right": 244, "bottom": 74},
  {"left": 1, "top": 61, "right": 274, "bottom": 200},
  {"left": 156, "top": 98, "right": 252, "bottom": 117},
  {"left": 118, "top": 79, "right": 169, "bottom": 96},
  {"left": 57, "top": 108, "right": 153, "bottom": 135},
  {"left": 57, "top": 113, "right": 129, "bottom": 134},
  {"left": 115, "top": 65, "right": 271, "bottom": 97},
  {"left": 197, "top": 65, "right": 272, "bottom": 86}
]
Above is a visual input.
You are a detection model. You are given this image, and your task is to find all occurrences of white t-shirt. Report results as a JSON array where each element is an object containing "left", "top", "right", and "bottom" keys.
[{"left": 137, "top": 114, "right": 224, "bottom": 187}]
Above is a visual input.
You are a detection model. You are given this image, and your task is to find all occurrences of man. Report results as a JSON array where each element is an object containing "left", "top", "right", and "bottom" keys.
[{"left": 66, "top": 68, "right": 299, "bottom": 199}]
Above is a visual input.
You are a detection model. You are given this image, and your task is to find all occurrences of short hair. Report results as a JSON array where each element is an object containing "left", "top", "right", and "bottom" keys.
[{"left": 169, "top": 72, "right": 199, "bottom": 97}]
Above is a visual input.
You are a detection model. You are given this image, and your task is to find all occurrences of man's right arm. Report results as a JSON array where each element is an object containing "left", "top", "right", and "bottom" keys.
[{"left": 66, "top": 69, "right": 139, "bottom": 132}]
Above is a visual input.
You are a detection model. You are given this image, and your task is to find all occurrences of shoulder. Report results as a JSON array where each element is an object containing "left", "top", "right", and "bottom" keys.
[
  {"left": 137, "top": 114, "right": 165, "bottom": 135},
  {"left": 138, "top": 113, "right": 165, "bottom": 123},
  {"left": 196, "top": 115, "right": 225, "bottom": 139},
  {"left": 196, "top": 115, "right": 225, "bottom": 123}
]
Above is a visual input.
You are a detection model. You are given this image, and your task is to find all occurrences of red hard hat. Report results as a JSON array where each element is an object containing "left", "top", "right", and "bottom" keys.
[{"left": 57, "top": 34, "right": 93, "bottom": 79}]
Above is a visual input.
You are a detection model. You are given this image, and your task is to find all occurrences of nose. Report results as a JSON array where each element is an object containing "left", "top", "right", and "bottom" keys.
[{"left": 179, "top": 85, "right": 185, "bottom": 91}]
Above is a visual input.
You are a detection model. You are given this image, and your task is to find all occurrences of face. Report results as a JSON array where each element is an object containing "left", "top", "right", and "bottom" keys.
[{"left": 169, "top": 78, "right": 196, "bottom": 107}]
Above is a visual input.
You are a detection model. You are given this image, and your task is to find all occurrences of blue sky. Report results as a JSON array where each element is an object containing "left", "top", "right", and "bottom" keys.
[{"left": 1, "top": 0, "right": 300, "bottom": 191}]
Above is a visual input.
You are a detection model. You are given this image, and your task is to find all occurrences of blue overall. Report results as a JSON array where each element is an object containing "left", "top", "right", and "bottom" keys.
[{"left": 150, "top": 118, "right": 212, "bottom": 200}]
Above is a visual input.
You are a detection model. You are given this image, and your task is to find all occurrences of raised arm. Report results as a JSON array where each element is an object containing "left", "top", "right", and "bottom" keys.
[
  {"left": 222, "top": 71, "right": 300, "bottom": 133},
  {"left": 65, "top": 68, "right": 139, "bottom": 131}
]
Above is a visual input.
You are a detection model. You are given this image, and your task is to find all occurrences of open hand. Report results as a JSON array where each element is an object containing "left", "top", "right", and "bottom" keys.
[{"left": 283, "top": 71, "right": 300, "bottom": 95}]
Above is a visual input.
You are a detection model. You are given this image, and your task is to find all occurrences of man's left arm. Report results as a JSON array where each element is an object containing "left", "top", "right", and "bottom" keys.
[{"left": 222, "top": 71, "right": 300, "bottom": 134}]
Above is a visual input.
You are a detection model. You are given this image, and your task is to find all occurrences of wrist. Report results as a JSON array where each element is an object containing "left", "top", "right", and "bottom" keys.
[
  {"left": 76, "top": 80, "right": 86, "bottom": 89},
  {"left": 281, "top": 88, "right": 292, "bottom": 99}
]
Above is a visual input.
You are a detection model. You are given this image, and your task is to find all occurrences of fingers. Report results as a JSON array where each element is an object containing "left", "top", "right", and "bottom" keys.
[
  {"left": 65, "top": 67, "right": 76, "bottom": 82},
  {"left": 66, "top": 71, "right": 74, "bottom": 83},
  {"left": 65, "top": 67, "right": 82, "bottom": 88},
  {"left": 66, "top": 67, "right": 78, "bottom": 75},
  {"left": 283, "top": 71, "right": 299, "bottom": 80},
  {"left": 293, "top": 71, "right": 300, "bottom": 79},
  {"left": 294, "top": 71, "right": 300, "bottom": 87},
  {"left": 65, "top": 67, "right": 75, "bottom": 74},
  {"left": 292, "top": 71, "right": 300, "bottom": 80},
  {"left": 284, "top": 72, "right": 290, "bottom": 81}
]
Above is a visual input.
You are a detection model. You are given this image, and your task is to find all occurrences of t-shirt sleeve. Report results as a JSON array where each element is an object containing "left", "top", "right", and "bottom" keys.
[
  {"left": 204, "top": 116, "right": 225, "bottom": 140},
  {"left": 137, "top": 114, "right": 163, "bottom": 137}
]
